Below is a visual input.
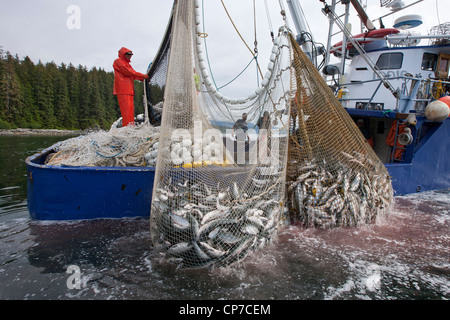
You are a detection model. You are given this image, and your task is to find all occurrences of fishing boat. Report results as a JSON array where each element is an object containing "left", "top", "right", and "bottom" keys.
[
  {"left": 26, "top": 0, "right": 449, "bottom": 221},
  {"left": 26, "top": 144, "right": 156, "bottom": 220},
  {"left": 286, "top": 0, "right": 450, "bottom": 195}
]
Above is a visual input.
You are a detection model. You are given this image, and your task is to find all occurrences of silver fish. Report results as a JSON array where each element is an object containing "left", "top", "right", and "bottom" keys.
[
  {"left": 186, "top": 213, "right": 199, "bottom": 236},
  {"left": 329, "top": 194, "right": 345, "bottom": 212},
  {"left": 296, "top": 171, "right": 311, "bottom": 181},
  {"left": 245, "top": 208, "right": 264, "bottom": 217},
  {"left": 199, "top": 241, "right": 226, "bottom": 258},
  {"left": 193, "top": 242, "right": 210, "bottom": 260},
  {"left": 232, "top": 182, "right": 240, "bottom": 199},
  {"left": 349, "top": 172, "right": 361, "bottom": 192},
  {"left": 246, "top": 215, "right": 266, "bottom": 228},
  {"left": 214, "top": 230, "right": 241, "bottom": 244},
  {"left": 259, "top": 199, "right": 278, "bottom": 210},
  {"left": 242, "top": 224, "right": 259, "bottom": 235},
  {"left": 184, "top": 203, "right": 199, "bottom": 210},
  {"left": 252, "top": 178, "right": 269, "bottom": 187},
  {"left": 254, "top": 199, "right": 267, "bottom": 209},
  {"left": 189, "top": 208, "right": 203, "bottom": 222},
  {"left": 197, "top": 219, "right": 237, "bottom": 240},
  {"left": 216, "top": 197, "right": 229, "bottom": 212},
  {"left": 203, "top": 183, "right": 212, "bottom": 196},
  {"left": 205, "top": 194, "right": 217, "bottom": 203},
  {"left": 201, "top": 207, "right": 230, "bottom": 224},
  {"left": 167, "top": 242, "right": 192, "bottom": 255},
  {"left": 169, "top": 212, "right": 190, "bottom": 230},
  {"left": 230, "top": 237, "right": 254, "bottom": 257},
  {"left": 263, "top": 209, "right": 280, "bottom": 231},
  {"left": 218, "top": 191, "right": 227, "bottom": 201}
]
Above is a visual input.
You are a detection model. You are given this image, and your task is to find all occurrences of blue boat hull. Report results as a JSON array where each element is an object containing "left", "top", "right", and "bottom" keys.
[
  {"left": 26, "top": 146, "right": 156, "bottom": 220},
  {"left": 386, "top": 117, "right": 450, "bottom": 194},
  {"left": 26, "top": 116, "right": 449, "bottom": 220},
  {"left": 346, "top": 110, "right": 450, "bottom": 195}
]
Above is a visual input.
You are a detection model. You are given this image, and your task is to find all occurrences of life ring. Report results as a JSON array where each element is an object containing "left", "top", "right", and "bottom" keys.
[{"left": 330, "top": 28, "right": 400, "bottom": 54}]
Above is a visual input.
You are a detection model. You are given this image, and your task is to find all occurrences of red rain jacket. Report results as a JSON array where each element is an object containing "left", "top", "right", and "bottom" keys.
[
  {"left": 386, "top": 120, "right": 406, "bottom": 161},
  {"left": 113, "top": 47, "right": 147, "bottom": 95}
]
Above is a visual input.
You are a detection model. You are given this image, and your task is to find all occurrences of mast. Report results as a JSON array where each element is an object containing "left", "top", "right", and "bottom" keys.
[{"left": 286, "top": 0, "right": 314, "bottom": 55}]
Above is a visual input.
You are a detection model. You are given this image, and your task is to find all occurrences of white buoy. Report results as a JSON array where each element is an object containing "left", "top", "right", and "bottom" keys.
[{"left": 424, "top": 101, "right": 449, "bottom": 122}]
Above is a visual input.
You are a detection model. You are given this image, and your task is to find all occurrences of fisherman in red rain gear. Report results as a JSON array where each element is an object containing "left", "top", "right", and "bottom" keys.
[{"left": 113, "top": 47, "right": 149, "bottom": 127}]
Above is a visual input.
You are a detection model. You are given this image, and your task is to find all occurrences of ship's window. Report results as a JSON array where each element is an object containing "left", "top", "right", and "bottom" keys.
[
  {"left": 375, "top": 52, "right": 403, "bottom": 70},
  {"left": 421, "top": 53, "right": 438, "bottom": 71}
]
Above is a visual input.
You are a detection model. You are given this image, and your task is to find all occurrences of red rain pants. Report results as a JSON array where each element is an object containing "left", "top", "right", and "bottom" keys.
[{"left": 117, "top": 94, "right": 135, "bottom": 127}]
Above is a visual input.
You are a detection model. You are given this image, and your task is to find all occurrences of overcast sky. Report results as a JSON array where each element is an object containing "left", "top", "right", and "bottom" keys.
[{"left": 0, "top": 0, "right": 448, "bottom": 97}]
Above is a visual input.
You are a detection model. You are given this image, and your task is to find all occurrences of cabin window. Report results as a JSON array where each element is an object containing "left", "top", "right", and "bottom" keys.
[
  {"left": 421, "top": 53, "right": 438, "bottom": 71},
  {"left": 436, "top": 53, "right": 450, "bottom": 78},
  {"left": 375, "top": 53, "right": 403, "bottom": 70}
]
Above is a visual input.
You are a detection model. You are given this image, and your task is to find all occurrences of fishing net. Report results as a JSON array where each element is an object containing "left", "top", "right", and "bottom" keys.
[
  {"left": 286, "top": 32, "right": 394, "bottom": 228},
  {"left": 144, "top": 8, "right": 173, "bottom": 126},
  {"left": 45, "top": 124, "right": 160, "bottom": 167},
  {"left": 150, "top": 0, "right": 293, "bottom": 269}
]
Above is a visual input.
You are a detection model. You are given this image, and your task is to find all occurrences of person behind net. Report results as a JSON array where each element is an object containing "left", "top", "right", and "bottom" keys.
[
  {"left": 113, "top": 47, "right": 149, "bottom": 127},
  {"left": 232, "top": 113, "right": 250, "bottom": 156},
  {"left": 356, "top": 118, "right": 374, "bottom": 148},
  {"left": 257, "top": 111, "right": 271, "bottom": 158},
  {"left": 232, "top": 113, "right": 249, "bottom": 140}
]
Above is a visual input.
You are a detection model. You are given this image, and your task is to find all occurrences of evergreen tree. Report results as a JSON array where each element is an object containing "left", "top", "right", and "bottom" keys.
[
  {"left": 77, "top": 65, "right": 92, "bottom": 129},
  {"left": 0, "top": 53, "right": 24, "bottom": 128},
  {"left": 18, "top": 56, "right": 40, "bottom": 128},
  {"left": 54, "top": 66, "right": 76, "bottom": 129},
  {"left": 34, "top": 62, "right": 57, "bottom": 128},
  {"left": 0, "top": 48, "right": 149, "bottom": 130},
  {"left": 87, "top": 67, "right": 106, "bottom": 128}
]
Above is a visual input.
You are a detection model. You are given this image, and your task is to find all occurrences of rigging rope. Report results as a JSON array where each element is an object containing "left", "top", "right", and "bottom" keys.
[
  {"left": 217, "top": 56, "right": 257, "bottom": 90},
  {"left": 201, "top": 0, "right": 218, "bottom": 90},
  {"left": 220, "top": 0, "right": 264, "bottom": 79},
  {"left": 264, "top": 0, "right": 275, "bottom": 42}
]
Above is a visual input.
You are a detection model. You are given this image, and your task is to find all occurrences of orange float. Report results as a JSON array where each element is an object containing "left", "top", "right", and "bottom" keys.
[{"left": 438, "top": 96, "right": 450, "bottom": 117}]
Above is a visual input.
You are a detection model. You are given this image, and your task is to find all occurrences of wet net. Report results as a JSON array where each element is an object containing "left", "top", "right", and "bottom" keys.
[
  {"left": 150, "top": 0, "right": 293, "bottom": 269},
  {"left": 45, "top": 125, "right": 160, "bottom": 167},
  {"left": 144, "top": 8, "right": 173, "bottom": 126},
  {"left": 149, "top": 1, "right": 393, "bottom": 269},
  {"left": 286, "top": 32, "right": 393, "bottom": 228}
]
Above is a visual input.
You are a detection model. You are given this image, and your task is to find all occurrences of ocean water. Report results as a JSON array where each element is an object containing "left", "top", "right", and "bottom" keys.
[{"left": 0, "top": 135, "right": 448, "bottom": 301}]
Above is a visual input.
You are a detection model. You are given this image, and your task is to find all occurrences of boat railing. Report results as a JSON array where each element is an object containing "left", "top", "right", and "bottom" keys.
[{"left": 336, "top": 75, "right": 450, "bottom": 113}]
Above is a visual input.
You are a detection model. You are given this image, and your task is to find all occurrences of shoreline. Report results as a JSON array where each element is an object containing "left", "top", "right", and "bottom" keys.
[{"left": 0, "top": 128, "right": 82, "bottom": 136}]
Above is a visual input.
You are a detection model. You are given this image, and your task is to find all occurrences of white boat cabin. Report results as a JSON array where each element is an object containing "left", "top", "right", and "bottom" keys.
[{"left": 342, "top": 42, "right": 450, "bottom": 112}]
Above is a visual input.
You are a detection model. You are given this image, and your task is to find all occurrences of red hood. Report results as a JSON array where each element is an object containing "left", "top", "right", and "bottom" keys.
[{"left": 118, "top": 47, "right": 132, "bottom": 61}]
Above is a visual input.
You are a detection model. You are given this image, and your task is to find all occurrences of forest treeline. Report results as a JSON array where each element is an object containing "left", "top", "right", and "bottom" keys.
[{"left": 0, "top": 48, "right": 146, "bottom": 130}]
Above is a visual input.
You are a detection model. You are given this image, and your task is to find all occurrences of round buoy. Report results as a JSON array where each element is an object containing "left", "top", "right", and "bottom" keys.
[
  {"left": 438, "top": 96, "right": 450, "bottom": 117},
  {"left": 425, "top": 101, "right": 450, "bottom": 121}
]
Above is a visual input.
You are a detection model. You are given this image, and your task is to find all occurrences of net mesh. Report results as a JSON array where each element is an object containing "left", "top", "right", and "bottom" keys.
[
  {"left": 144, "top": 9, "right": 173, "bottom": 126},
  {"left": 286, "top": 32, "right": 393, "bottom": 228},
  {"left": 45, "top": 1, "right": 393, "bottom": 269},
  {"left": 150, "top": 1, "right": 393, "bottom": 269},
  {"left": 150, "top": 0, "right": 292, "bottom": 269},
  {"left": 45, "top": 125, "right": 160, "bottom": 167}
]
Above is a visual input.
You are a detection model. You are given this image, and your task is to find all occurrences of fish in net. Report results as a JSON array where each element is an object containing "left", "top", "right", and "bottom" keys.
[
  {"left": 150, "top": 0, "right": 293, "bottom": 269},
  {"left": 286, "top": 32, "right": 393, "bottom": 228}
]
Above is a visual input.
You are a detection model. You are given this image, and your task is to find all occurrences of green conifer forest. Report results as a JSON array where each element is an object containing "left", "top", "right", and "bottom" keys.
[{"left": 0, "top": 48, "right": 145, "bottom": 130}]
